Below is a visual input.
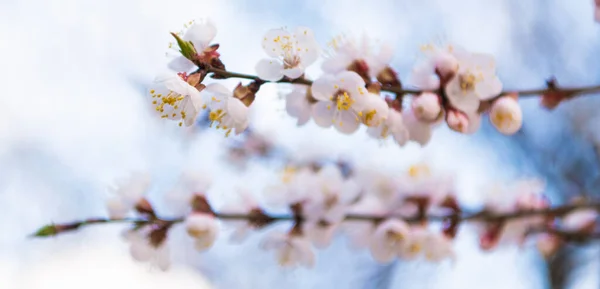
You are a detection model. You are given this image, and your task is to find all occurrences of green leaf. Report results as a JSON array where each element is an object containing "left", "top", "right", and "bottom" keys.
[
  {"left": 170, "top": 32, "right": 197, "bottom": 60},
  {"left": 31, "top": 224, "right": 57, "bottom": 237}
]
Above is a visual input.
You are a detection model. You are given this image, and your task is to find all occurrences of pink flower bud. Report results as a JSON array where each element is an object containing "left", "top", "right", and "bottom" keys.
[
  {"left": 411, "top": 92, "right": 441, "bottom": 122},
  {"left": 489, "top": 96, "right": 522, "bottom": 135},
  {"left": 446, "top": 110, "right": 470, "bottom": 133},
  {"left": 433, "top": 52, "right": 459, "bottom": 80}
]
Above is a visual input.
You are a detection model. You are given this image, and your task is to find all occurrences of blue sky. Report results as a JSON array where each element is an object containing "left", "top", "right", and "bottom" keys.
[{"left": 1, "top": 0, "right": 600, "bottom": 288}]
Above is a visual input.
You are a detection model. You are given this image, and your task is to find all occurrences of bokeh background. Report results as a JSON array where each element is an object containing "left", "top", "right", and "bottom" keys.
[{"left": 1, "top": 0, "right": 600, "bottom": 288}]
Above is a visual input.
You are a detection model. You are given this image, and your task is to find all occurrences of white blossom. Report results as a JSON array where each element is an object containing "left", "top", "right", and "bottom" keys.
[
  {"left": 354, "top": 168, "right": 400, "bottom": 204},
  {"left": 403, "top": 109, "right": 434, "bottom": 146},
  {"left": 303, "top": 164, "right": 361, "bottom": 224},
  {"left": 359, "top": 93, "right": 389, "bottom": 127},
  {"left": 489, "top": 96, "right": 523, "bottom": 135},
  {"left": 395, "top": 163, "right": 455, "bottom": 212},
  {"left": 261, "top": 232, "right": 316, "bottom": 268},
  {"left": 106, "top": 172, "right": 151, "bottom": 219},
  {"left": 285, "top": 85, "right": 314, "bottom": 126},
  {"left": 444, "top": 50, "right": 502, "bottom": 113},
  {"left": 265, "top": 166, "right": 317, "bottom": 207},
  {"left": 150, "top": 73, "right": 205, "bottom": 127},
  {"left": 164, "top": 171, "right": 212, "bottom": 215},
  {"left": 202, "top": 83, "right": 250, "bottom": 136},
  {"left": 185, "top": 213, "right": 219, "bottom": 251},
  {"left": 311, "top": 71, "right": 368, "bottom": 134},
  {"left": 256, "top": 27, "right": 320, "bottom": 81},
  {"left": 410, "top": 45, "right": 459, "bottom": 90},
  {"left": 168, "top": 19, "right": 218, "bottom": 72},
  {"left": 369, "top": 219, "right": 411, "bottom": 263},
  {"left": 123, "top": 227, "right": 170, "bottom": 271},
  {"left": 322, "top": 34, "right": 394, "bottom": 79},
  {"left": 367, "top": 109, "right": 409, "bottom": 146}
]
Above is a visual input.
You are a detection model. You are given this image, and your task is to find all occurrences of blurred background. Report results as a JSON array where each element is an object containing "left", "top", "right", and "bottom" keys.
[{"left": 1, "top": 0, "right": 600, "bottom": 288}]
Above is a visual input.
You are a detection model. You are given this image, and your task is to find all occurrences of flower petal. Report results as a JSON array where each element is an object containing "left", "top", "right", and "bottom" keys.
[
  {"left": 334, "top": 110, "right": 360, "bottom": 134},
  {"left": 227, "top": 97, "right": 249, "bottom": 123},
  {"left": 321, "top": 54, "right": 353, "bottom": 74},
  {"left": 311, "top": 101, "right": 335, "bottom": 127},
  {"left": 311, "top": 74, "right": 337, "bottom": 101},
  {"left": 262, "top": 29, "right": 291, "bottom": 58},
  {"left": 337, "top": 71, "right": 366, "bottom": 93},
  {"left": 403, "top": 111, "right": 432, "bottom": 146},
  {"left": 167, "top": 56, "right": 196, "bottom": 72},
  {"left": 294, "top": 27, "right": 320, "bottom": 66},
  {"left": 445, "top": 77, "right": 480, "bottom": 112},
  {"left": 282, "top": 67, "right": 304, "bottom": 79},
  {"left": 184, "top": 20, "right": 217, "bottom": 50},
  {"left": 411, "top": 61, "right": 440, "bottom": 90},
  {"left": 255, "top": 58, "right": 284, "bottom": 81},
  {"left": 476, "top": 76, "right": 502, "bottom": 100}
]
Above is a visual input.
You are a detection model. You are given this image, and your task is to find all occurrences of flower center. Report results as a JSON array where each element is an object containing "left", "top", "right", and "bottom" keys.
[
  {"left": 151, "top": 90, "right": 187, "bottom": 127},
  {"left": 208, "top": 109, "right": 233, "bottom": 137},
  {"left": 408, "top": 242, "right": 422, "bottom": 254},
  {"left": 459, "top": 72, "right": 478, "bottom": 92},
  {"left": 187, "top": 227, "right": 210, "bottom": 239},
  {"left": 386, "top": 231, "right": 406, "bottom": 245},
  {"left": 408, "top": 164, "right": 431, "bottom": 178},
  {"left": 359, "top": 109, "right": 379, "bottom": 126},
  {"left": 283, "top": 55, "right": 301, "bottom": 69},
  {"left": 332, "top": 90, "right": 355, "bottom": 111},
  {"left": 281, "top": 167, "right": 296, "bottom": 184},
  {"left": 493, "top": 111, "right": 514, "bottom": 128}
]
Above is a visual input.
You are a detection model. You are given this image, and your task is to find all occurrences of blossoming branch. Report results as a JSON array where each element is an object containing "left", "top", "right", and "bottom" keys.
[
  {"left": 153, "top": 19, "right": 600, "bottom": 146},
  {"left": 32, "top": 163, "right": 599, "bottom": 270}
]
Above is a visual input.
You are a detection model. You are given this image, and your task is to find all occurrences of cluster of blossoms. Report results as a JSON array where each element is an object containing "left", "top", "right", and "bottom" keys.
[
  {"left": 149, "top": 19, "right": 600, "bottom": 147},
  {"left": 34, "top": 161, "right": 599, "bottom": 271},
  {"left": 148, "top": 20, "right": 527, "bottom": 146}
]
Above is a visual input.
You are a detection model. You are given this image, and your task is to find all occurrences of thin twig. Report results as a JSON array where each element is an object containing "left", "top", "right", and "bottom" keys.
[{"left": 207, "top": 67, "right": 600, "bottom": 99}]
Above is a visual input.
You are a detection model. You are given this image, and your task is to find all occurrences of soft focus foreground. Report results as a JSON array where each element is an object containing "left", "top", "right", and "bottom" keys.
[{"left": 3, "top": 0, "right": 600, "bottom": 289}]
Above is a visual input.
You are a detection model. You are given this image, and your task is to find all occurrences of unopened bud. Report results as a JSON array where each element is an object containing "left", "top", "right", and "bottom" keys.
[
  {"left": 347, "top": 59, "right": 370, "bottom": 83},
  {"left": 191, "top": 194, "right": 214, "bottom": 215},
  {"left": 376, "top": 67, "right": 401, "bottom": 88},
  {"left": 433, "top": 52, "right": 459, "bottom": 82},
  {"left": 170, "top": 32, "right": 197, "bottom": 61},
  {"left": 412, "top": 92, "right": 441, "bottom": 122},
  {"left": 490, "top": 96, "right": 522, "bottom": 135},
  {"left": 135, "top": 198, "right": 155, "bottom": 217},
  {"left": 446, "top": 109, "right": 470, "bottom": 133}
]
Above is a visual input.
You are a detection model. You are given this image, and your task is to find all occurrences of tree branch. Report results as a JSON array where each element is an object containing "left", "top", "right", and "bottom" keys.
[{"left": 207, "top": 67, "right": 600, "bottom": 100}]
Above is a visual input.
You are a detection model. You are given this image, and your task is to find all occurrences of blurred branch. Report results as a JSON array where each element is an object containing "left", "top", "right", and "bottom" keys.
[{"left": 31, "top": 201, "right": 600, "bottom": 238}]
